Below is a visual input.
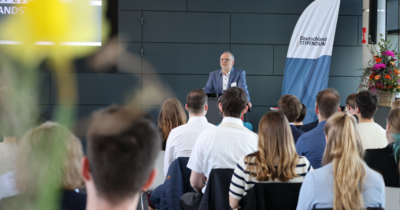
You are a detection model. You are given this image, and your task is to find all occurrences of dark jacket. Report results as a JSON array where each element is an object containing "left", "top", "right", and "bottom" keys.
[
  {"left": 290, "top": 124, "right": 304, "bottom": 144},
  {"left": 239, "top": 183, "right": 303, "bottom": 210},
  {"left": 199, "top": 169, "right": 234, "bottom": 210},
  {"left": 301, "top": 120, "right": 319, "bottom": 132},
  {"left": 364, "top": 143, "right": 400, "bottom": 187}
]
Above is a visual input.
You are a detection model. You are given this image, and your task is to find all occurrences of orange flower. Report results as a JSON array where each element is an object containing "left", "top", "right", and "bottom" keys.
[
  {"left": 395, "top": 70, "right": 399, "bottom": 74},
  {"left": 385, "top": 75, "right": 391, "bottom": 79},
  {"left": 370, "top": 73, "right": 376, "bottom": 79},
  {"left": 375, "top": 58, "right": 382, "bottom": 63},
  {"left": 375, "top": 75, "right": 381, "bottom": 80},
  {"left": 390, "top": 61, "right": 395, "bottom": 65},
  {"left": 387, "top": 85, "right": 393, "bottom": 89}
]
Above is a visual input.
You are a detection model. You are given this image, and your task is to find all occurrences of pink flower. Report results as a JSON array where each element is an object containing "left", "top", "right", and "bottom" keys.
[
  {"left": 397, "top": 78, "right": 400, "bottom": 83},
  {"left": 382, "top": 51, "right": 395, "bottom": 57},
  {"left": 370, "top": 86, "right": 377, "bottom": 92},
  {"left": 376, "top": 82, "right": 385, "bottom": 89},
  {"left": 373, "top": 63, "right": 386, "bottom": 70}
]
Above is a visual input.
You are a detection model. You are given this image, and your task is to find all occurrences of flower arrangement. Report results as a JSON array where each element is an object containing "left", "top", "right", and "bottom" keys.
[{"left": 359, "top": 35, "right": 400, "bottom": 94}]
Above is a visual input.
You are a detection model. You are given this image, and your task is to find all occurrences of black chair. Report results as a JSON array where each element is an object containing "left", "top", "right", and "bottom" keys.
[
  {"left": 239, "top": 182, "right": 303, "bottom": 210},
  {"left": 313, "top": 208, "right": 384, "bottom": 210},
  {"left": 198, "top": 169, "right": 234, "bottom": 210}
]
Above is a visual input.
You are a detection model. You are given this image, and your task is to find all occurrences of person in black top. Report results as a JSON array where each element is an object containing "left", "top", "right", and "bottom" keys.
[
  {"left": 294, "top": 103, "right": 307, "bottom": 129},
  {"left": 364, "top": 108, "right": 400, "bottom": 187}
]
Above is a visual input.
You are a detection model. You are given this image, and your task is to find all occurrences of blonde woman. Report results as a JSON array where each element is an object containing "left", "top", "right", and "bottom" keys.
[
  {"left": 229, "top": 111, "right": 313, "bottom": 209},
  {"left": 2, "top": 122, "right": 86, "bottom": 210},
  {"left": 158, "top": 98, "right": 187, "bottom": 150},
  {"left": 297, "top": 112, "right": 385, "bottom": 210}
]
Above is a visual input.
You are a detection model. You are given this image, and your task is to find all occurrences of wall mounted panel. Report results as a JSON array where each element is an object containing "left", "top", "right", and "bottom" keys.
[
  {"left": 330, "top": 47, "right": 362, "bottom": 76},
  {"left": 231, "top": 45, "right": 273, "bottom": 75},
  {"left": 339, "top": 0, "right": 362, "bottom": 16},
  {"left": 119, "top": 0, "right": 186, "bottom": 11},
  {"left": 247, "top": 76, "right": 283, "bottom": 106},
  {"left": 273, "top": 45, "right": 289, "bottom": 76},
  {"left": 118, "top": 43, "right": 142, "bottom": 73},
  {"left": 334, "top": 16, "right": 358, "bottom": 46},
  {"left": 143, "top": 12, "right": 230, "bottom": 43},
  {"left": 51, "top": 74, "right": 141, "bottom": 106},
  {"left": 328, "top": 76, "right": 359, "bottom": 106},
  {"left": 142, "top": 43, "right": 228, "bottom": 74},
  {"left": 119, "top": 11, "right": 142, "bottom": 42},
  {"left": 231, "top": 14, "right": 298, "bottom": 44}
]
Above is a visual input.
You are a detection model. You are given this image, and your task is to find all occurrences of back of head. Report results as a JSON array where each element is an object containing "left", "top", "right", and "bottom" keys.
[
  {"left": 220, "top": 87, "right": 247, "bottom": 118},
  {"left": 323, "top": 112, "right": 365, "bottom": 210},
  {"left": 346, "top": 93, "right": 358, "bottom": 109},
  {"left": 16, "top": 122, "right": 84, "bottom": 195},
  {"left": 316, "top": 88, "right": 341, "bottom": 119},
  {"left": 278, "top": 94, "right": 302, "bottom": 122},
  {"left": 87, "top": 106, "right": 161, "bottom": 205},
  {"left": 295, "top": 103, "right": 307, "bottom": 123},
  {"left": 246, "top": 111, "right": 299, "bottom": 182},
  {"left": 355, "top": 91, "right": 378, "bottom": 119},
  {"left": 391, "top": 99, "right": 400, "bottom": 110},
  {"left": 387, "top": 108, "right": 400, "bottom": 164},
  {"left": 158, "top": 98, "right": 187, "bottom": 140},
  {"left": 186, "top": 89, "right": 207, "bottom": 115}
]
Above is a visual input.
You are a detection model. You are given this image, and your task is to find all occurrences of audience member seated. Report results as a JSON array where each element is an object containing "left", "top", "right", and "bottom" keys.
[
  {"left": 0, "top": 122, "right": 86, "bottom": 210},
  {"left": 180, "top": 87, "right": 258, "bottom": 209},
  {"left": 159, "top": 98, "right": 187, "bottom": 150},
  {"left": 164, "top": 89, "right": 215, "bottom": 176},
  {"left": 391, "top": 99, "right": 400, "bottom": 110},
  {"left": 82, "top": 106, "right": 161, "bottom": 210},
  {"left": 364, "top": 108, "right": 400, "bottom": 187},
  {"left": 296, "top": 88, "right": 341, "bottom": 169},
  {"left": 229, "top": 111, "right": 313, "bottom": 210},
  {"left": 278, "top": 95, "right": 304, "bottom": 143},
  {"left": 297, "top": 112, "right": 385, "bottom": 210},
  {"left": 345, "top": 93, "right": 358, "bottom": 115},
  {"left": 355, "top": 91, "right": 387, "bottom": 149},
  {"left": 294, "top": 103, "right": 307, "bottom": 129}
]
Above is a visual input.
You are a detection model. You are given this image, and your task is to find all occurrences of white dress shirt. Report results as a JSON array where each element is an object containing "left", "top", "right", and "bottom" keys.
[
  {"left": 222, "top": 71, "right": 231, "bottom": 91},
  {"left": 187, "top": 117, "right": 258, "bottom": 193},
  {"left": 0, "top": 171, "right": 19, "bottom": 201},
  {"left": 163, "top": 117, "right": 215, "bottom": 176}
]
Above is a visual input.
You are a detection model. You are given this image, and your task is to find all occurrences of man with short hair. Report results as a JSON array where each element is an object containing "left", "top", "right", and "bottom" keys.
[
  {"left": 346, "top": 93, "right": 358, "bottom": 115},
  {"left": 355, "top": 91, "right": 387, "bottom": 149},
  {"left": 182, "top": 87, "right": 258, "bottom": 208},
  {"left": 278, "top": 95, "right": 304, "bottom": 143},
  {"left": 163, "top": 89, "right": 216, "bottom": 176},
  {"left": 81, "top": 106, "right": 161, "bottom": 210},
  {"left": 296, "top": 88, "right": 341, "bottom": 169},
  {"left": 203, "top": 52, "right": 252, "bottom": 108}
]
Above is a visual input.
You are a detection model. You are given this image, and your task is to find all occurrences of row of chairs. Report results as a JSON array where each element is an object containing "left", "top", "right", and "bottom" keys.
[{"left": 138, "top": 151, "right": 399, "bottom": 210}]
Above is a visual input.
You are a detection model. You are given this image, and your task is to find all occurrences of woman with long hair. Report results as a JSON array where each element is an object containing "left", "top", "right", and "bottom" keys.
[
  {"left": 297, "top": 112, "right": 385, "bottom": 210},
  {"left": 229, "top": 111, "right": 313, "bottom": 209},
  {"left": 158, "top": 98, "right": 187, "bottom": 150},
  {"left": 1, "top": 122, "right": 86, "bottom": 210},
  {"left": 364, "top": 107, "right": 400, "bottom": 187}
]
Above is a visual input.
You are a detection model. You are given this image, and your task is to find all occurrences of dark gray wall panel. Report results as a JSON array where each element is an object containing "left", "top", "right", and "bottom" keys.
[
  {"left": 119, "top": 0, "right": 186, "bottom": 11},
  {"left": 330, "top": 47, "right": 362, "bottom": 76},
  {"left": 247, "top": 76, "right": 283, "bottom": 106},
  {"left": 334, "top": 16, "right": 358, "bottom": 46},
  {"left": 231, "top": 45, "right": 273, "bottom": 75},
  {"left": 339, "top": 0, "right": 362, "bottom": 15},
  {"left": 142, "top": 43, "right": 228, "bottom": 74},
  {"left": 143, "top": 106, "right": 162, "bottom": 125},
  {"left": 188, "top": 0, "right": 312, "bottom": 14},
  {"left": 358, "top": 16, "right": 363, "bottom": 46},
  {"left": 273, "top": 45, "right": 289, "bottom": 76},
  {"left": 232, "top": 14, "right": 298, "bottom": 44},
  {"left": 328, "top": 77, "right": 359, "bottom": 106},
  {"left": 39, "top": 73, "right": 50, "bottom": 105},
  {"left": 142, "top": 75, "right": 209, "bottom": 105},
  {"left": 143, "top": 12, "right": 230, "bottom": 43},
  {"left": 118, "top": 43, "right": 142, "bottom": 73},
  {"left": 119, "top": 11, "right": 142, "bottom": 42},
  {"left": 51, "top": 74, "right": 141, "bottom": 106},
  {"left": 247, "top": 107, "right": 270, "bottom": 133}
]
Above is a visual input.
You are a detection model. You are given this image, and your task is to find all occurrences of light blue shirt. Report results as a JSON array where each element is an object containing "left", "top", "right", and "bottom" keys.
[{"left": 296, "top": 163, "right": 385, "bottom": 210}]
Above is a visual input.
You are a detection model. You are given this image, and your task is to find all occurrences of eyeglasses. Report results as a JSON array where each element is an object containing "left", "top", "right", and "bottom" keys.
[{"left": 220, "top": 58, "right": 232, "bottom": 62}]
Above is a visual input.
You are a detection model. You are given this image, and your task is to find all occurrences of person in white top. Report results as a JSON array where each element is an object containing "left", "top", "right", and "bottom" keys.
[
  {"left": 355, "top": 91, "right": 387, "bottom": 149},
  {"left": 163, "top": 89, "right": 215, "bottom": 176},
  {"left": 181, "top": 87, "right": 258, "bottom": 208}
]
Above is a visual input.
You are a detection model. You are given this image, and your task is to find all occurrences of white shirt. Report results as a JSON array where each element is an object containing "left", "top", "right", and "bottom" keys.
[
  {"left": 357, "top": 122, "right": 388, "bottom": 149},
  {"left": 0, "top": 142, "right": 18, "bottom": 176},
  {"left": 187, "top": 117, "right": 259, "bottom": 193},
  {"left": 222, "top": 71, "right": 231, "bottom": 91},
  {"left": 0, "top": 171, "right": 19, "bottom": 201},
  {"left": 163, "top": 117, "right": 215, "bottom": 176}
]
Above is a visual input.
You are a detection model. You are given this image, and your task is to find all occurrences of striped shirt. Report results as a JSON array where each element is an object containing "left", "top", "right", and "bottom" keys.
[{"left": 229, "top": 155, "right": 313, "bottom": 200}]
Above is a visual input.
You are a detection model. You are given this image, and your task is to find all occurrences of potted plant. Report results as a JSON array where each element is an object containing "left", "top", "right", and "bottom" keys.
[{"left": 359, "top": 35, "right": 400, "bottom": 107}]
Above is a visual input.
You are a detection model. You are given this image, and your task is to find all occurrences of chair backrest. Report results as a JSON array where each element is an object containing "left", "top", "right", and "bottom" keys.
[
  {"left": 149, "top": 151, "right": 166, "bottom": 191},
  {"left": 198, "top": 168, "right": 234, "bottom": 210},
  {"left": 385, "top": 187, "right": 400, "bottom": 210},
  {"left": 239, "top": 182, "right": 302, "bottom": 210}
]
